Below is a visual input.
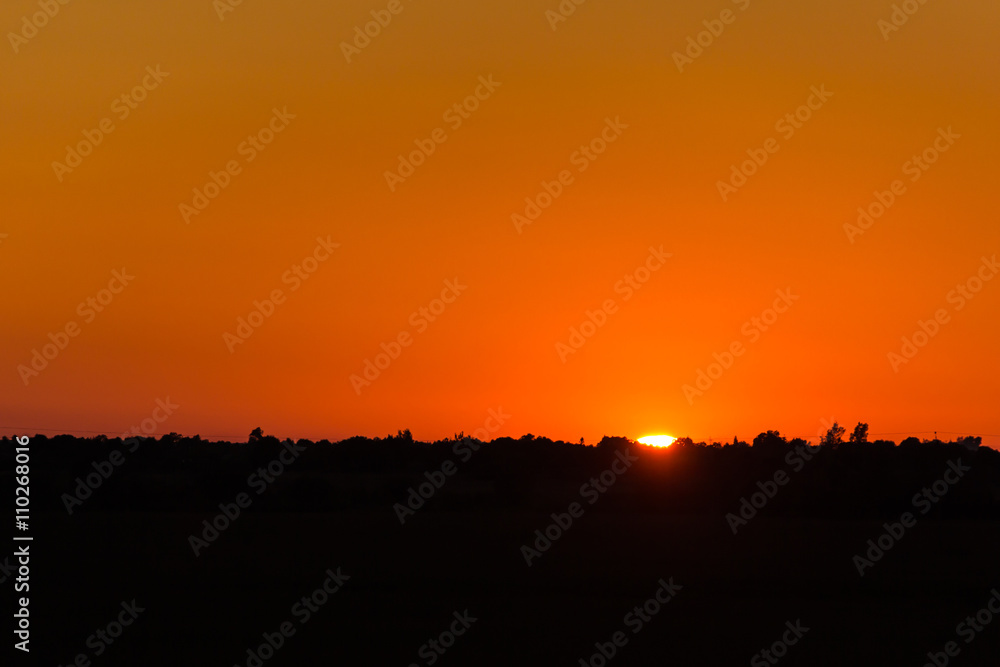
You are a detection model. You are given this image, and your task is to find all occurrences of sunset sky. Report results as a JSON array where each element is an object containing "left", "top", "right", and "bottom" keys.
[{"left": 2, "top": 0, "right": 998, "bottom": 446}]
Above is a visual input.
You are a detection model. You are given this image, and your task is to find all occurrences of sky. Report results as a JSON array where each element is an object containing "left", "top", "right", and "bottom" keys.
[{"left": 2, "top": 0, "right": 999, "bottom": 447}]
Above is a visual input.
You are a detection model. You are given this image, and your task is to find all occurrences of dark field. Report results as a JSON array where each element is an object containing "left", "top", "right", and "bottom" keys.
[{"left": 6, "top": 435, "right": 1000, "bottom": 665}]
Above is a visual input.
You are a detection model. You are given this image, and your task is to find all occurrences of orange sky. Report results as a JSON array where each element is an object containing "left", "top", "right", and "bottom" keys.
[{"left": 2, "top": 0, "right": 998, "bottom": 447}]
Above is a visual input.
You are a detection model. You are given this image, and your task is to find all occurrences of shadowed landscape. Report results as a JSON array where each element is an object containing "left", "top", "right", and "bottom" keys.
[{"left": 7, "top": 428, "right": 1000, "bottom": 665}]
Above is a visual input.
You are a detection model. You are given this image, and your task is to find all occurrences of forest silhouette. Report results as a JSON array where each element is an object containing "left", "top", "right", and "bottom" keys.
[
  {"left": 15, "top": 423, "right": 996, "bottom": 517},
  {"left": 7, "top": 425, "right": 1000, "bottom": 666}
]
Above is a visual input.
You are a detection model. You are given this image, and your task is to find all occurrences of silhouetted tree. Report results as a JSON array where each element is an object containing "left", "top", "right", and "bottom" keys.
[
  {"left": 248, "top": 427, "right": 264, "bottom": 443},
  {"left": 159, "top": 432, "right": 181, "bottom": 446},
  {"left": 849, "top": 422, "right": 869, "bottom": 444},
  {"left": 597, "top": 436, "right": 632, "bottom": 450},
  {"left": 753, "top": 430, "right": 788, "bottom": 454},
  {"left": 959, "top": 436, "right": 982, "bottom": 451},
  {"left": 822, "top": 422, "right": 846, "bottom": 446}
]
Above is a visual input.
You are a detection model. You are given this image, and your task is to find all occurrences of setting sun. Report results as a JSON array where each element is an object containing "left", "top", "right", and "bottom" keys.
[{"left": 638, "top": 435, "right": 676, "bottom": 448}]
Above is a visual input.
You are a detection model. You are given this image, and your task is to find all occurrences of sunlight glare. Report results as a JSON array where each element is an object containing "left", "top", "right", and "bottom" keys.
[{"left": 638, "top": 435, "right": 676, "bottom": 448}]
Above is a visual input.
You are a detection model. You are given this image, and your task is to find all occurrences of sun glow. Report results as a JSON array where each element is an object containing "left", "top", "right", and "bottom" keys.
[{"left": 637, "top": 435, "right": 676, "bottom": 448}]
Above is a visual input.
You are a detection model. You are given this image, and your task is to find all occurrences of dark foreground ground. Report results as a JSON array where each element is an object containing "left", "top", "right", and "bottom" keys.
[{"left": 3, "top": 434, "right": 1000, "bottom": 665}]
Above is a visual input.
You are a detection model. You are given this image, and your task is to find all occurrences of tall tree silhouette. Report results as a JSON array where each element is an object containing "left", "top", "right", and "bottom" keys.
[
  {"left": 822, "top": 422, "right": 846, "bottom": 446},
  {"left": 849, "top": 422, "right": 869, "bottom": 444}
]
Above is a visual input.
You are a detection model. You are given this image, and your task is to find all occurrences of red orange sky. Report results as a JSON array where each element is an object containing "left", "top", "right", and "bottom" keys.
[{"left": 2, "top": 0, "right": 998, "bottom": 447}]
